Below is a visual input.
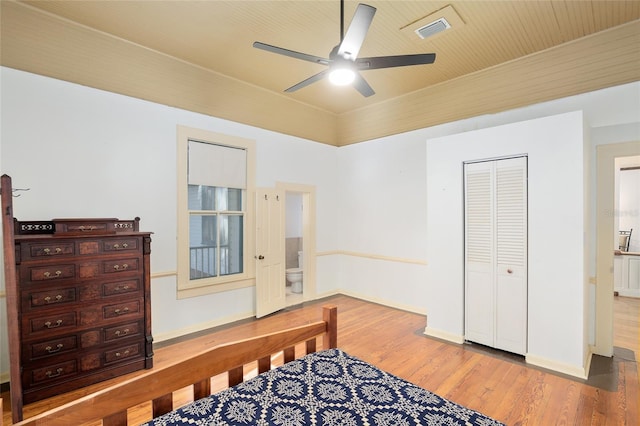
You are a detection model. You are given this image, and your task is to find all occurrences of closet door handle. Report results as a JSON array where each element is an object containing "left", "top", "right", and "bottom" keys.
[{"left": 507, "top": 269, "right": 513, "bottom": 274}]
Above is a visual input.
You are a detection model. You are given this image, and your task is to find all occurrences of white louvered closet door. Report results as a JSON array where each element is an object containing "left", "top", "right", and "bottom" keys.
[{"left": 464, "top": 157, "right": 527, "bottom": 355}]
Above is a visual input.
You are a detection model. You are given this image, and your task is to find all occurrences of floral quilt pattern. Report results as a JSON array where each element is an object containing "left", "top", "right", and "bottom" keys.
[{"left": 143, "top": 349, "right": 504, "bottom": 426}]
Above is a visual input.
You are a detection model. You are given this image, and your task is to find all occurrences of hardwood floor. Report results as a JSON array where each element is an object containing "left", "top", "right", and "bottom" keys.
[
  {"left": 613, "top": 296, "right": 640, "bottom": 357},
  {"left": 2, "top": 294, "right": 638, "bottom": 425}
]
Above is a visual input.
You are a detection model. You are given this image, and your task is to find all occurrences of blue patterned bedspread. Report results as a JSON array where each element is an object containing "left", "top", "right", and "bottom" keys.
[{"left": 143, "top": 348, "right": 504, "bottom": 425}]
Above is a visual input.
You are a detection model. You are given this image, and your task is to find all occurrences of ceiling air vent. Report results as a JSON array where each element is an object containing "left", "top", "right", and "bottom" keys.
[{"left": 415, "top": 17, "right": 451, "bottom": 39}]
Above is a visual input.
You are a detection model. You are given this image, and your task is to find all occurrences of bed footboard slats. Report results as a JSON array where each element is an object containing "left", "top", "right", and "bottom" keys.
[
  {"left": 283, "top": 346, "right": 296, "bottom": 363},
  {"left": 306, "top": 338, "right": 317, "bottom": 354},
  {"left": 228, "top": 366, "right": 244, "bottom": 387},
  {"left": 193, "top": 379, "right": 211, "bottom": 400},
  {"left": 13, "top": 306, "right": 337, "bottom": 426},
  {"left": 258, "top": 355, "right": 271, "bottom": 374},
  {"left": 152, "top": 394, "right": 174, "bottom": 418}
]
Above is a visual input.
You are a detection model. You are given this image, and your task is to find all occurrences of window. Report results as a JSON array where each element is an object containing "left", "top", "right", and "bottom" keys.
[{"left": 177, "top": 126, "right": 255, "bottom": 297}]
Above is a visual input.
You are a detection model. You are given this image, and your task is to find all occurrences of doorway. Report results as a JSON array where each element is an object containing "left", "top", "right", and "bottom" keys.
[
  {"left": 594, "top": 141, "right": 640, "bottom": 357},
  {"left": 285, "top": 191, "right": 304, "bottom": 306},
  {"left": 278, "top": 182, "right": 316, "bottom": 307},
  {"left": 612, "top": 155, "right": 640, "bottom": 359}
]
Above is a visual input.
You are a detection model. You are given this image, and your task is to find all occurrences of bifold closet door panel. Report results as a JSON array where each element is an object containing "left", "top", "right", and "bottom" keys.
[
  {"left": 464, "top": 161, "right": 495, "bottom": 347},
  {"left": 495, "top": 158, "right": 527, "bottom": 354}
]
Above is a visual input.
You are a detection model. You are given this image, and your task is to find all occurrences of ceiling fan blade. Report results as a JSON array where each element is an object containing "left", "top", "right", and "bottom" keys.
[
  {"left": 253, "top": 41, "right": 330, "bottom": 65},
  {"left": 337, "top": 4, "right": 376, "bottom": 60},
  {"left": 356, "top": 53, "right": 436, "bottom": 70},
  {"left": 352, "top": 72, "right": 375, "bottom": 97},
  {"left": 284, "top": 69, "right": 330, "bottom": 93}
]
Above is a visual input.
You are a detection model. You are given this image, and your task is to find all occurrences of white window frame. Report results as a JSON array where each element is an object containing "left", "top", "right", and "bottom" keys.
[{"left": 177, "top": 125, "right": 256, "bottom": 298}]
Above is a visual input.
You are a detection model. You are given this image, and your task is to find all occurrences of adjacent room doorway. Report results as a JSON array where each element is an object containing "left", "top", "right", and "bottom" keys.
[
  {"left": 255, "top": 183, "right": 316, "bottom": 317},
  {"left": 594, "top": 141, "right": 640, "bottom": 357}
]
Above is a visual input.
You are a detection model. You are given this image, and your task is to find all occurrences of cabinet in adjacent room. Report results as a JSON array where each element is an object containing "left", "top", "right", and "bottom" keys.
[
  {"left": 614, "top": 253, "right": 640, "bottom": 298},
  {"left": 464, "top": 156, "right": 528, "bottom": 355}
]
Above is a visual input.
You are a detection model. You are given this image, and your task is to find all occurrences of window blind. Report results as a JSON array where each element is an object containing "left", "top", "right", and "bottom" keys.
[{"left": 188, "top": 140, "right": 246, "bottom": 189}]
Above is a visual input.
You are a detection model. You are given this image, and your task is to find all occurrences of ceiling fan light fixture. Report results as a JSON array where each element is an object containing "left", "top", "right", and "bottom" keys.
[
  {"left": 254, "top": 1, "right": 435, "bottom": 97},
  {"left": 328, "top": 67, "right": 356, "bottom": 86}
]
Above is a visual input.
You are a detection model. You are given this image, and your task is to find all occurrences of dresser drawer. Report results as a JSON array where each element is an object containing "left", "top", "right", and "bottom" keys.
[
  {"left": 103, "top": 278, "right": 141, "bottom": 297},
  {"left": 27, "top": 287, "right": 77, "bottom": 309},
  {"left": 104, "top": 321, "right": 142, "bottom": 342},
  {"left": 102, "top": 238, "right": 141, "bottom": 253},
  {"left": 18, "top": 237, "right": 142, "bottom": 263},
  {"left": 29, "top": 359, "right": 77, "bottom": 384},
  {"left": 21, "top": 242, "right": 75, "bottom": 260},
  {"left": 77, "top": 278, "right": 142, "bottom": 302},
  {"left": 76, "top": 257, "right": 141, "bottom": 281},
  {"left": 23, "top": 264, "right": 76, "bottom": 283},
  {"left": 104, "top": 342, "right": 141, "bottom": 364},
  {"left": 27, "top": 335, "right": 78, "bottom": 360},
  {"left": 27, "top": 311, "right": 77, "bottom": 336},
  {"left": 77, "top": 299, "right": 143, "bottom": 328},
  {"left": 54, "top": 219, "right": 113, "bottom": 234},
  {"left": 103, "top": 300, "right": 141, "bottom": 320},
  {"left": 102, "top": 257, "right": 140, "bottom": 274}
]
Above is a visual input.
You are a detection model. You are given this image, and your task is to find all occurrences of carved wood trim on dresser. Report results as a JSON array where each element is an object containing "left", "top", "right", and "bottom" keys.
[{"left": 1, "top": 174, "right": 153, "bottom": 423}]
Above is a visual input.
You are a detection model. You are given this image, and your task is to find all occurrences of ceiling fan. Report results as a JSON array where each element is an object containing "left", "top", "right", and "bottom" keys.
[{"left": 253, "top": 0, "right": 436, "bottom": 97}]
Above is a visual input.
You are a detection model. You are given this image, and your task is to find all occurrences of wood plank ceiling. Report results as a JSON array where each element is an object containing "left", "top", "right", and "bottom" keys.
[{"left": 2, "top": 0, "right": 639, "bottom": 146}]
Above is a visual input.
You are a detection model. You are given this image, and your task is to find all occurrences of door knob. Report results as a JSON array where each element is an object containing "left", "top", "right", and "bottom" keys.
[{"left": 257, "top": 255, "right": 264, "bottom": 260}]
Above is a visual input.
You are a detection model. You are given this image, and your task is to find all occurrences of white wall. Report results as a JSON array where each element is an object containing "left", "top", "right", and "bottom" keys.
[
  {"left": 334, "top": 134, "right": 429, "bottom": 311},
  {"left": 425, "top": 112, "right": 589, "bottom": 376},
  {"left": 285, "top": 193, "right": 303, "bottom": 238}
]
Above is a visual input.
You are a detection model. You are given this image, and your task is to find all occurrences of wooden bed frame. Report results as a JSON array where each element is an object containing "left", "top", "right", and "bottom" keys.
[{"left": 8, "top": 306, "right": 337, "bottom": 426}]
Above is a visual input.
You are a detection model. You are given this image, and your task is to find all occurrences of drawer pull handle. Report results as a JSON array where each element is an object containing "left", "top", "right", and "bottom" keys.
[
  {"left": 43, "top": 247, "right": 62, "bottom": 255},
  {"left": 78, "top": 225, "right": 97, "bottom": 232},
  {"left": 45, "top": 344, "right": 64, "bottom": 353},
  {"left": 46, "top": 368, "right": 64, "bottom": 378},
  {"left": 115, "top": 328, "right": 130, "bottom": 337},
  {"left": 43, "top": 271, "right": 62, "bottom": 279},
  {"left": 44, "top": 294, "right": 63, "bottom": 304},
  {"left": 44, "top": 320, "right": 63, "bottom": 329},
  {"left": 114, "top": 307, "right": 130, "bottom": 315},
  {"left": 113, "top": 264, "right": 129, "bottom": 271},
  {"left": 112, "top": 243, "right": 129, "bottom": 250},
  {"left": 115, "top": 285, "right": 131, "bottom": 292},
  {"left": 115, "top": 350, "right": 131, "bottom": 358}
]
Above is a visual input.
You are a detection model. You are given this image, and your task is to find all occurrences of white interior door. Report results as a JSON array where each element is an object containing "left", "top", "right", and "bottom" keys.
[
  {"left": 464, "top": 157, "right": 527, "bottom": 355},
  {"left": 464, "top": 161, "right": 496, "bottom": 347},
  {"left": 255, "top": 188, "right": 286, "bottom": 318},
  {"left": 494, "top": 158, "right": 527, "bottom": 354}
]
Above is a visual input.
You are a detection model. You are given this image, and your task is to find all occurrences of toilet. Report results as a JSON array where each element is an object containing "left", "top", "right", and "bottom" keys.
[{"left": 286, "top": 251, "right": 303, "bottom": 294}]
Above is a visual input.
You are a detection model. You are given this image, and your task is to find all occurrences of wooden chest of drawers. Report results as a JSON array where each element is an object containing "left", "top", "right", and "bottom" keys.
[{"left": 11, "top": 217, "right": 153, "bottom": 404}]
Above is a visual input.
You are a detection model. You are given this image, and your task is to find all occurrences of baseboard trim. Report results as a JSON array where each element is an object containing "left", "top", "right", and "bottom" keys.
[
  {"left": 526, "top": 353, "right": 589, "bottom": 379},
  {"left": 334, "top": 289, "right": 427, "bottom": 315},
  {"left": 423, "top": 327, "right": 465, "bottom": 344}
]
